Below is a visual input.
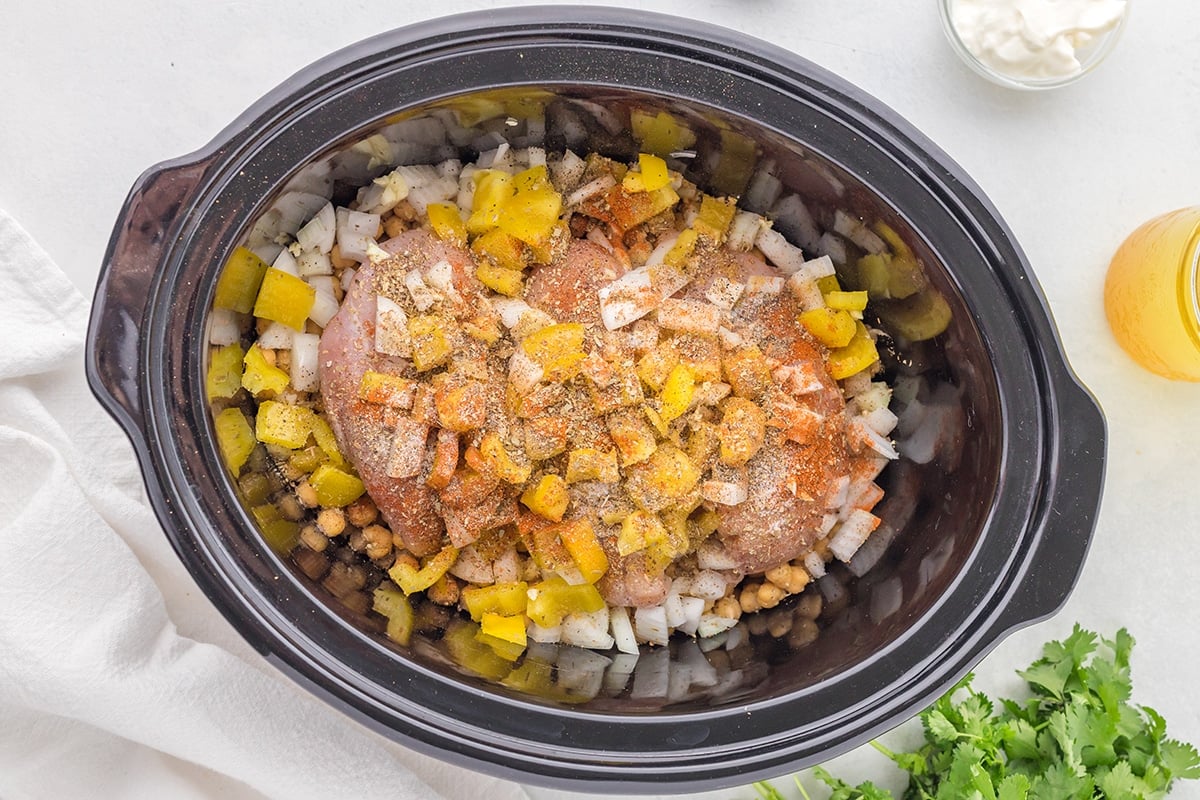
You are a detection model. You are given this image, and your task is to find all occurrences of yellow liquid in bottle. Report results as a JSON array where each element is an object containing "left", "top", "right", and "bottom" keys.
[{"left": 1104, "top": 207, "right": 1200, "bottom": 380}]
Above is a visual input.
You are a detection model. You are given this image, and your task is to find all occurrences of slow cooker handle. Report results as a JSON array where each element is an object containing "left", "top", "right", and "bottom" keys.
[
  {"left": 86, "top": 160, "right": 208, "bottom": 442},
  {"left": 992, "top": 379, "right": 1106, "bottom": 634}
]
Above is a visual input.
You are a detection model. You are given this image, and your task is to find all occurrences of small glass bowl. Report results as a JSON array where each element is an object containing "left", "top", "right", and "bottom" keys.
[{"left": 938, "top": 0, "right": 1130, "bottom": 90}]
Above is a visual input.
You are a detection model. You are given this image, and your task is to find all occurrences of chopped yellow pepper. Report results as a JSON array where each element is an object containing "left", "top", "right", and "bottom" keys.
[
  {"left": 622, "top": 153, "right": 671, "bottom": 193},
  {"left": 255, "top": 400, "right": 313, "bottom": 448},
  {"left": 618, "top": 509, "right": 664, "bottom": 557},
  {"left": 564, "top": 447, "right": 620, "bottom": 484},
  {"left": 373, "top": 585, "right": 414, "bottom": 645},
  {"left": 358, "top": 370, "right": 415, "bottom": 407},
  {"left": 556, "top": 518, "right": 609, "bottom": 584},
  {"left": 630, "top": 109, "right": 696, "bottom": 157},
  {"left": 521, "top": 323, "right": 586, "bottom": 382},
  {"left": 663, "top": 228, "right": 698, "bottom": 268},
  {"left": 520, "top": 474, "right": 570, "bottom": 521},
  {"left": 242, "top": 344, "right": 290, "bottom": 396},
  {"left": 214, "top": 408, "right": 256, "bottom": 473},
  {"left": 308, "top": 414, "right": 345, "bottom": 467},
  {"left": 828, "top": 322, "right": 880, "bottom": 380},
  {"left": 308, "top": 463, "right": 366, "bottom": 507},
  {"left": 253, "top": 268, "right": 315, "bottom": 331},
  {"left": 213, "top": 246, "right": 268, "bottom": 314},
  {"left": 497, "top": 186, "right": 562, "bottom": 249},
  {"left": 426, "top": 202, "right": 467, "bottom": 247},
  {"left": 526, "top": 576, "right": 605, "bottom": 629},
  {"left": 479, "top": 431, "right": 532, "bottom": 484},
  {"left": 407, "top": 315, "right": 451, "bottom": 372},
  {"left": 480, "top": 612, "right": 527, "bottom": 649},
  {"left": 824, "top": 290, "right": 869, "bottom": 312},
  {"left": 467, "top": 169, "right": 515, "bottom": 235},
  {"left": 206, "top": 343, "right": 244, "bottom": 401},
  {"left": 443, "top": 619, "right": 512, "bottom": 680},
  {"left": 694, "top": 195, "right": 737, "bottom": 243},
  {"left": 799, "top": 307, "right": 858, "bottom": 349},
  {"left": 475, "top": 262, "right": 525, "bottom": 297},
  {"left": 471, "top": 228, "right": 527, "bottom": 272},
  {"left": 462, "top": 581, "right": 529, "bottom": 621},
  {"left": 658, "top": 363, "right": 695, "bottom": 423},
  {"left": 388, "top": 544, "right": 460, "bottom": 595}
]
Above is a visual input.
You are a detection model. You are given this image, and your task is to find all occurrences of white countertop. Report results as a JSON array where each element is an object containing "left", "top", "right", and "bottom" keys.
[{"left": 4, "top": 2, "right": 1199, "bottom": 798}]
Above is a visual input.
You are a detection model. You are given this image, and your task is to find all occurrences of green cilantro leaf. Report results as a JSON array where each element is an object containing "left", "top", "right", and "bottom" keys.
[{"left": 746, "top": 626, "right": 1197, "bottom": 800}]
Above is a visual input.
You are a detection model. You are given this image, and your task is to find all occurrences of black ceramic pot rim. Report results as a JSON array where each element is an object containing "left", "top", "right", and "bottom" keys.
[{"left": 85, "top": 6, "right": 1106, "bottom": 792}]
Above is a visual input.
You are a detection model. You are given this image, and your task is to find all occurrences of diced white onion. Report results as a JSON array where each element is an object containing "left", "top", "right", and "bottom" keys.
[
  {"left": 696, "top": 542, "right": 738, "bottom": 571},
  {"left": 335, "top": 208, "right": 381, "bottom": 262},
  {"left": 565, "top": 174, "right": 616, "bottom": 207},
  {"left": 407, "top": 176, "right": 459, "bottom": 216},
  {"left": 561, "top": 608, "right": 614, "bottom": 650},
  {"left": 404, "top": 269, "right": 438, "bottom": 312},
  {"left": 527, "top": 621, "right": 562, "bottom": 644},
  {"left": 852, "top": 416, "right": 900, "bottom": 460},
  {"left": 827, "top": 474, "right": 851, "bottom": 509},
  {"left": 208, "top": 308, "right": 242, "bottom": 346},
  {"left": 598, "top": 263, "right": 690, "bottom": 330},
  {"left": 803, "top": 551, "right": 827, "bottom": 579},
  {"left": 508, "top": 349, "right": 544, "bottom": 394},
  {"left": 424, "top": 259, "right": 462, "bottom": 304},
  {"left": 307, "top": 291, "right": 339, "bottom": 328},
  {"left": 864, "top": 406, "right": 899, "bottom": 437},
  {"left": 704, "top": 276, "right": 745, "bottom": 310},
  {"left": 697, "top": 614, "right": 738, "bottom": 639},
  {"left": 550, "top": 149, "right": 586, "bottom": 192},
  {"left": 786, "top": 274, "right": 825, "bottom": 311},
  {"left": 634, "top": 606, "right": 669, "bottom": 647},
  {"left": 297, "top": 250, "right": 332, "bottom": 277},
  {"left": 609, "top": 606, "right": 639, "bottom": 655},
  {"left": 296, "top": 201, "right": 335, "bottom": 254},
  {"left": 340, "top": 267, "right": 357, "bottom": 292},
  {"left": 816, "top": 231, "right": 849, "bottom": 265},
  {"left": 771, "top": 194, "right": 822, "bottom": 252},
  {"left": 829, "top": 509, "right": 881, "bottom": 562},
  {"left": 256, "top": 322, "right": 293, "bottom": 349},
  {"left": 833, "top": 210, "right": 887, "bottom": 254},
  {"left": 726, "top": 210, "right": 765, "bottom": 252},
  {"left": 664, "top": 589, "right": 688, "bottom": 629},
  {"left": 290, "top": 332, "right": 320, "bottom": 392},
  {"left": 271, "top": 247, "right": 300, "bottom": 276},
  {"left": 448, "top": 545, "right": 495, "bottom": 584},
  {"left": 687, "top": 570, "right": 731, "bottom": 602},
  {"left": 754, "top": 226, "right": 807, "bottom": 274},
  {"left": 492, "top": 297, "right": 532, "bottom": 328},
  {"left": 742, "top": 168, "right": 782, "bottom": 213}
]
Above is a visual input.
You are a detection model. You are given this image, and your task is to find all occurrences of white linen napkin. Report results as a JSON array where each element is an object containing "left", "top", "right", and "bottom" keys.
[{"left": 0, "top": 209, "right": 533, "bottom": 800}]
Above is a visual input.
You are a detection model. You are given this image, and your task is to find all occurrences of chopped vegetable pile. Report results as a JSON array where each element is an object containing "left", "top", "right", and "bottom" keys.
[
  {"left": 753, "top": 626, "right": 1200, "bottom": 799},
  {"left": 206, "top": 93, "right": 955, "bottom": 677}
]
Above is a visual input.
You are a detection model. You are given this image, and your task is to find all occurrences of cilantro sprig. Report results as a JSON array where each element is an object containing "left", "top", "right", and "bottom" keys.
[{"left": 753, "top": 626, "right": 1200, "bottom": 800}]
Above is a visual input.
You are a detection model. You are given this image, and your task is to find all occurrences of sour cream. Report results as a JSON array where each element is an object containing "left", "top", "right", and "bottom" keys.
[{"left": 949, "top": 0, "right": 1128, "bottom": 81}]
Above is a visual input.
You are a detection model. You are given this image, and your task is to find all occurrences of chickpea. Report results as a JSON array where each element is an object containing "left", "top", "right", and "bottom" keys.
[
  {"left": 392, "top": 551, "right": 419, "bottom": 572},
  {"left": 361, "top": 524, "right": 393, "bottom": 561},
  {"left": 294, "top": 480, "right": 319, "bottom": 508},
  {"left": 714, "top": 596, "right": 742, "bottom": 620},
  {"left": 739, "top": 582, "right": 763, "bottom": 614},
  {"left": 383, "top": 215, "right": 407, "bottom": 239},
  {"left": 347, "top": 496, "right": 379, "bottom": 528},
  {"left": 426, "top": 574, "right": 461, "bottom": 606},
  {"left": 276, "top": 493, "right": 306, "bottom": 522},
  {"left": 316, "top": 507, "right": 346, "bottom": 537},
  {"left": 329, "top": 243, "right": 357, "bottom": 270},
  {"left": 756, "top": 581, "right": 787, "bottom": 610}
]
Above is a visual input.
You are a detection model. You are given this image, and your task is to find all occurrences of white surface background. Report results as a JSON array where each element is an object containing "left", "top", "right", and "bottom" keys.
[{"left": 3, "top": 1, "right": 1199, "bottom": 798}]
